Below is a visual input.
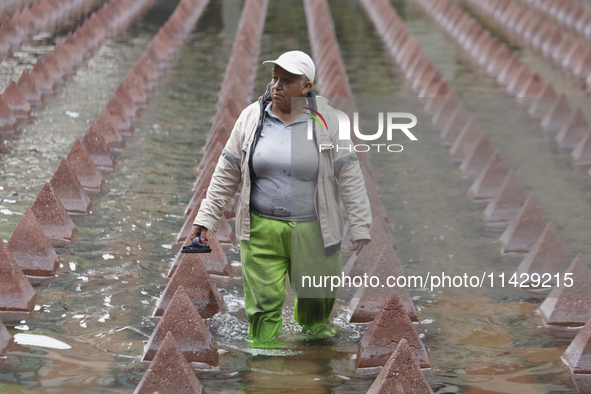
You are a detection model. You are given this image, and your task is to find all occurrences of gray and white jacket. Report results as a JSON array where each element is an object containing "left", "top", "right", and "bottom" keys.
[{"left": 194, "top": 92, "right": 372, "bottom": 256}]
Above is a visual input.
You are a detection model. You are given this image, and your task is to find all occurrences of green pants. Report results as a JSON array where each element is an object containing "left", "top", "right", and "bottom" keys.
[{"left": 240, "top": 211, "right": 342, "bottom": 342}]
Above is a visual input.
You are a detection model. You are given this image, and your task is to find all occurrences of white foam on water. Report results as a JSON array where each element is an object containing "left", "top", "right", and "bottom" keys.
[{"left": 14, "top": 334, "right": 71, "bottom": 350}]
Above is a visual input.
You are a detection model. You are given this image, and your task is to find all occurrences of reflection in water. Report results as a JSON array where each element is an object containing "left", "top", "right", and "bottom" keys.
[{"left": 0, "top": 0, "right": 587, "bottom": 393}]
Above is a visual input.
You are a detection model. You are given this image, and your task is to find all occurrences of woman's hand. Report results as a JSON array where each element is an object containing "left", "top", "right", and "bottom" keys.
[
  {"left": 189, "top": 224, "right": 211, "bottom": 245},
  {"left": 350, "top": 239, "right": 370, "bottom": 255}
]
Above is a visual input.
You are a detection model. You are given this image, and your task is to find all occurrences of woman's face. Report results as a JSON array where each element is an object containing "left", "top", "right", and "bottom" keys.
[{"left": 270, "top": 65, "right": 311, "bottom": 110}]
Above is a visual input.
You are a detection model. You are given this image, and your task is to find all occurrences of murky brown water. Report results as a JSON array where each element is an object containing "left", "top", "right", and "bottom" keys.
[{"left": 1, "top": 0, "right": 590, "bottom": 392}]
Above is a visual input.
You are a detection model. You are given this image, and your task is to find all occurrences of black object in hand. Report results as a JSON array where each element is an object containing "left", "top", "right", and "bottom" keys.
[{"left": 181, "top": 236, "right": 212, "bottom": 253}]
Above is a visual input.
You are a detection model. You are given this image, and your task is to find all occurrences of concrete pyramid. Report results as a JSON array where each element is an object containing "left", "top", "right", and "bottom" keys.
[
  {"left": 31, "top": 181, "right": 77, "bottom": 241},
  {"left": 135, "top": 332, "right": 206, "bottom": 394},
  {"left": 186, "top": 163, "right": 216, "bottom": 215},
  {"left": 486, "top": 45, "right": 510, "bottom": 76},
  {"left": 215, "top": 216, "right": 236, "bottom": 246},
  {"left": 155, "top": 251, "right": 223, "bottom": 318},
  {"left": 574, "top": 48, "right": 591, "bottom": 79},
  {"left": 528, "top": 83, "right": 557, "bottom": 119},
  {"left": 507, "top": 64, "right": 531, "bottom": 97},
  {"left": 8, "top": 207, "right": 59, "bottom": 277},
  {"left": 562, "top": 317, "right": 591, "bottom": 374},
  {"left": 555, "top": 107, "right": 590, "bottom": 149},
  {"left": 499, "top": 194, "right": 547, "bottom": 253},
  {"left": 82, "top": 124, "right": 114, "bottom": 171},
  {"left": 31, "top": 59, "right": 54, "bottom": 95},
  {"left": 468, "top": 150, "right": 508, "bottom": 202},
  {"left": 516, "top": 222, "right": 571, "bottom": 286},
  {"left": 497, "top": 53, "right": 520, "bottom": 86},
  {"left": 0, "top": 95, "right": 17, "bottom": 133},
  {"left": 357, "top": 298, "right": 430, "bottom": 369},
  {"left": 571, "top": 130, "right": 591, "bottom": 166},
  {"left": 539, "top": 254, "right": 591, "bottom": 327},
  {"left": 440, "top": 101, "right": 470, "bottom": 145},
  {"left": 1, "top": 81, "right": 31, "bottom": 118},
  {"left": 177, "top": 190, "right": 206, "bottom": 244},
  {"left": 366, "top": 339, "right": 433, "bottom": 394},
  {"left": 459, "top": 133, "right": 494, "bottom": 180},
  {"left": 552, "top": 36, "right": 575, "bottom": 64},
  {"left": 106, "top": 97, "right": 132, "bottom": 133},
  {"left": 449, "top": 115, "right": 485, "bottom": 162},
  {"left": 95, "top": 109, "right": 125, "bottom": 150},
  {"left": 0, "top": 319, "right": 11, "bottom": 355},
  {"left": 0, "top": 238, "right": 36, "bottom": 312},
  {"left": 17, "top": 69, "right": 42, "bottom": 106},
  {"left": 562, "top": 41, "right": 584, "bottom": 71},
  {"left": 42, "top": 51, "right": 64, "bottom": 83},
  {"left": 145, "top": 287, "right": 218, "bottom": 366},
  {"left": 67, "top": 138, "right": 104, "bottom": 193},
  {"left": 50, "top": 158, "right": 91, "bottom": 214},
  {"left": 122, "top": 72, "right": 148, "bottom": 108},
  {"left": 113, "top": 84, "right": 138, "bottom": 120},
  {"left": 431, "top": 98, "right": 460, "bottom": 131},
  {"left": 541, "top": 94, "right": 572, "bottom": 134},
  {"left": 346, "top": 217, "right": 417, "bottom": 322},
  {"left": 483, "top": 170, "right": 526, "bottom": 225},
  {"left": 532, "top": 23, "right": 552, "bottom": 50},
  {"left": 516, "top": 72, "right": 543, "bottom": 107}
]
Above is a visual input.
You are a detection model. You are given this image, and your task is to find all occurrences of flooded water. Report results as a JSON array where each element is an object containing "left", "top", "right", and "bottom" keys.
[{"left": 1, "top": 0, "right": 589, "bottom": 392}]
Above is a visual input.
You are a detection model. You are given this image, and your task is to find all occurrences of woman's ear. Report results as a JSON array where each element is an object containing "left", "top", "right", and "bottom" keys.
[{"left": 302, "top": 81, "right": 313, "bottom": 95}]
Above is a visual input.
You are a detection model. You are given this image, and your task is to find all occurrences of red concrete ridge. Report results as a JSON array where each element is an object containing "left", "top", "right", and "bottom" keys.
[
  {"left": 539, "top": 254, "right": 591, "bottom": 327},
  {"left": 144, "top": 287, "right": 218, "bottom": 366},
  {"left": 31, "top": 181, "right": 77, "bottom": 241},
  {"left": 50, "top": 158, "right": 91, "bottom": 214},
  {"left": 8, "top": 207, "right": 60, "bottom": 277},
  {"left": 357, "top": 298, "right": 430, "bottom": 369},
  {"left": 366, "top": 339, "right": 433, "bottom": 393},
  {"left": 0, "top": 238, "right": 36, "bottom": 313},
  {"left": 135, "top": 332, "right": 207, "bottom": 394}
]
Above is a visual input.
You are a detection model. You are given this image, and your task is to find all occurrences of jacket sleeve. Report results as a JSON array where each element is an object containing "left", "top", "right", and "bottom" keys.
[
  {"left": 331, "top": 116, "right": 373, "bottom": 242},
  {"left": 193, "top": 112, "right": 245, "bottom": 234}
]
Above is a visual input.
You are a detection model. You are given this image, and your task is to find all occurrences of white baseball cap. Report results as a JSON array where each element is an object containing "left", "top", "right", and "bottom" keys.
[{"left": 262, "top": 50, "right": 315, "bottom": 83}]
